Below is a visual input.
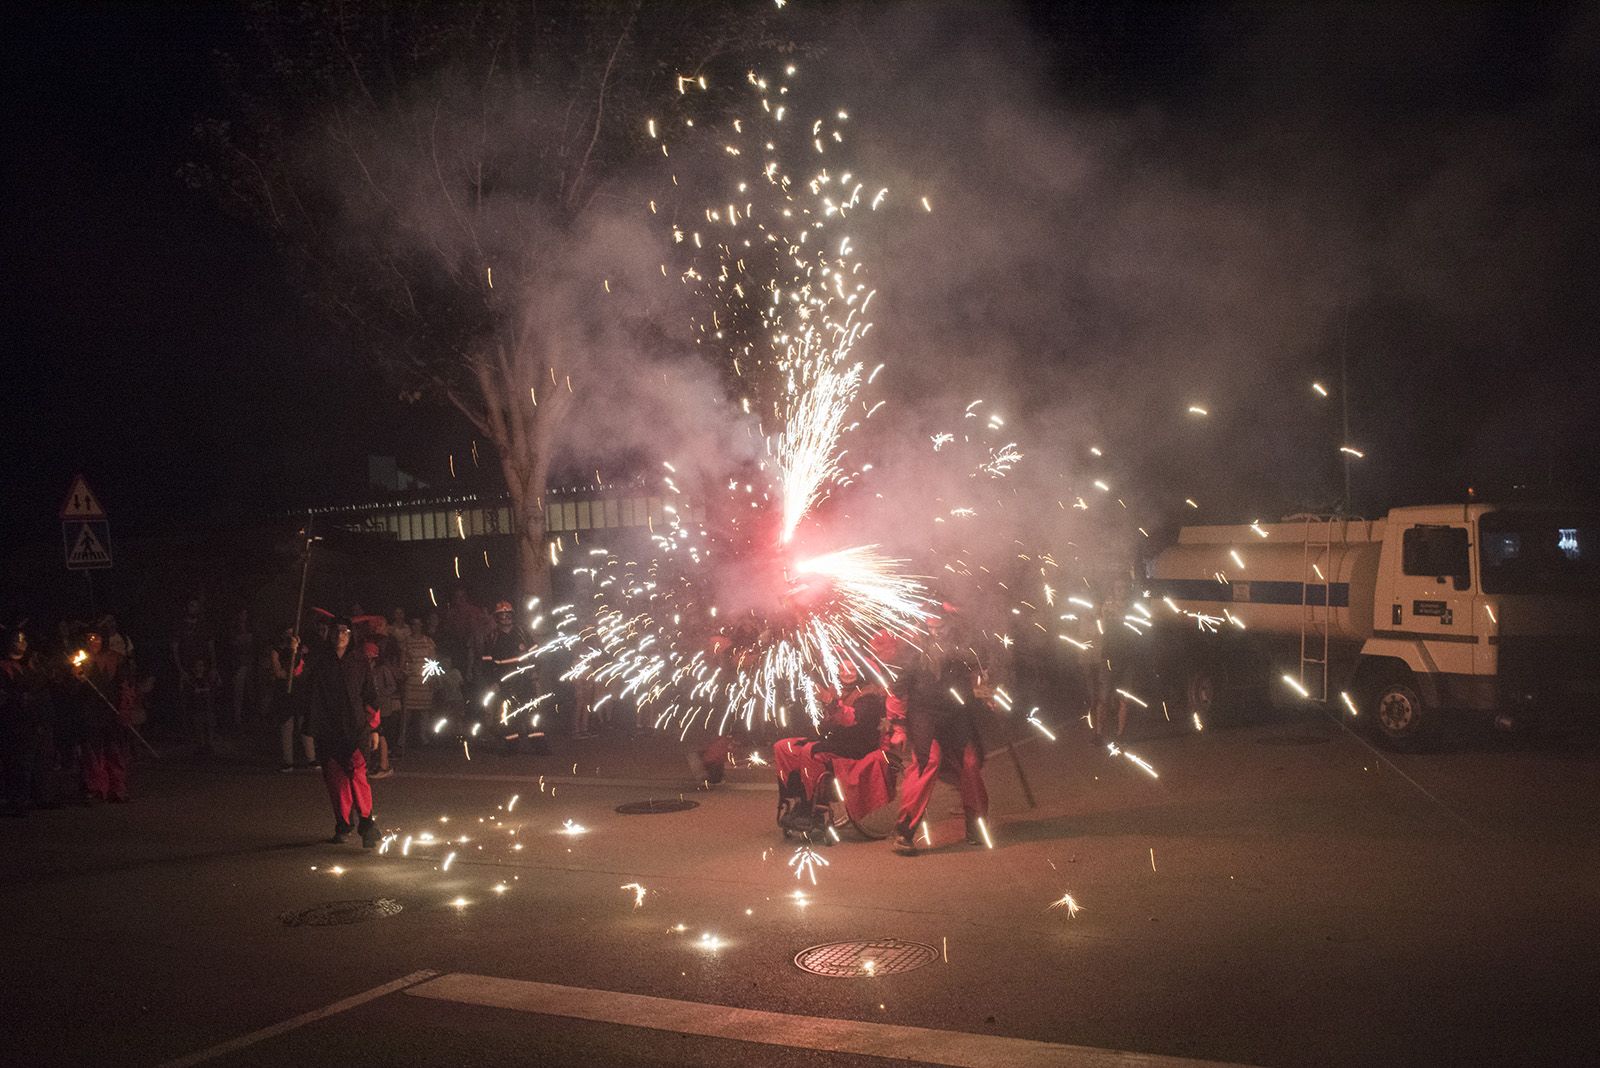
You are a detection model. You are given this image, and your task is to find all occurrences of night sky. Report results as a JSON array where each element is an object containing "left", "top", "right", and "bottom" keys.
[{"left": 5, "top": 1, "right": 1597, "bottom": 551}]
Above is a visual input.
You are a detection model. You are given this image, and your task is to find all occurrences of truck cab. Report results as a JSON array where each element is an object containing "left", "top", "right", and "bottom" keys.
[
  {"left": 1149, "top": 503, "right": 1600, "bottom": 749},
  {"left": 1367, "top": 504, "right": 1600, "bottom": 743}
]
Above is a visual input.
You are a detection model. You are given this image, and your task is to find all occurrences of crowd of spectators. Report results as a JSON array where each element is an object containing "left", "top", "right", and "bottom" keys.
[{"left": 0, "top": 588, "right": 650, "bottom": 815}]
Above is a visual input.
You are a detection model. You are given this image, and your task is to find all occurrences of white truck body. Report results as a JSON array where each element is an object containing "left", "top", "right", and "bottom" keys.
[{"left": 1147, "top": 504, "right": 1600, "bottom": 747}]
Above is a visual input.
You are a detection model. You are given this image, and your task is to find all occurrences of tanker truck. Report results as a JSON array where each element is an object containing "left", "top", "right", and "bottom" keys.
[{"left": 1143, "top": 504, "right": 1600, "bottom": 750}]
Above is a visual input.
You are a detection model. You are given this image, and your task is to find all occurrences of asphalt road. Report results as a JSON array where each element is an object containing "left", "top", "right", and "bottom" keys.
[{"left": 3, "top": 710, "right": 1598, "bottom": 1067}]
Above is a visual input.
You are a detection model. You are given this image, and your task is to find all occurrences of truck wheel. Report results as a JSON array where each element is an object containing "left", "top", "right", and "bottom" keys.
[{"left": 1369, "top": 674, "right": 1436, "bottom": 752}]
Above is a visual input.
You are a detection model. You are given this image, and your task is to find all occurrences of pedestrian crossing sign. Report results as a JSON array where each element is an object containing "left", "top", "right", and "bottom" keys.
[{"left": 63, "top": 520, "right": 113, "bottom": 570}]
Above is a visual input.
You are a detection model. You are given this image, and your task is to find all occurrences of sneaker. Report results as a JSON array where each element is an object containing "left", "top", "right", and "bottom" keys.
[
  {"left": 279, "top": 763, "right": 295, "bottom": 773},
  {"left": 329, "top": 823, "right": 352, "bottom": 844},
  {"left": 358, "top": 817, "right": 381, "bottom": 849},
  {"left": 371, "top": 766, "right": 395, "bottom": 780},
  {"left": 892, "top": 831, "right": 919, "bottom": 856}
]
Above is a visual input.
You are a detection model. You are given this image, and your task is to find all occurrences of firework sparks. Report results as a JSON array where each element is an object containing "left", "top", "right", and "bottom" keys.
[
  {"left": 621, "top": 882, "right": 649, "bottom": 909},
  {"left": 788, "top": 845, "right": 830, "bottom": 884},
  {"left": 1046, "top": 892, "right": 1083, "bottom": 917}
]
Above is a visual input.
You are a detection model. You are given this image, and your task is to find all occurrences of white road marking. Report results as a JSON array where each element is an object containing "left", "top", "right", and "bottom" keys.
[
  {"left": 407, "top": 972, "right": 1255, "bottom": 1067},
  {"left": 159, "top": 969, "right": 438, "bottom": 1067}
]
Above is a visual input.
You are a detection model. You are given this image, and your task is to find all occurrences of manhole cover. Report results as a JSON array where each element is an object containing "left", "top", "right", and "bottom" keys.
[
  {"left": 795, "top": 939, "right": 939, "bottom": 978},
  {"left": 280, "top": 898, "right": 404, "bottom": 927},
  {"left": 1256, "top": 734, "right": 1333, "bottom": 747},
  {"left": 615, "top": 798, "right": 700, "bottom": 815}
]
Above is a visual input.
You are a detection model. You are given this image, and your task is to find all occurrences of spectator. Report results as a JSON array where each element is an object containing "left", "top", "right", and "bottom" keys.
[
  {"left": 1090, "top": 581, "right": 1135, "bottom": 743},
  {"left": 184, "top": 655, "right": 220, "bottom": 755},
  {"left": 270, "top": 627, "right": 315, "bottom": 771},
  {"left": 399, "top": 615, "right": 436, "bottom": 755},
  {"left": 101, "top": 613, "right": 133, "bottom": 660},
  {"left": 365, "top": 638, "right": 398, "bottom": 779},
  {"left": 224, "top": 607, "right": 256, "bottom": 732},
  {"left": 434, "top": 655, "right": 466, "bottom": 736},
  {"left": 1, "top": 623, "right": 50, "bottom": 816},
  {"left": 572, "top": 674, "right": 597, "bottom": 739},
  {"left": 171, "top": 598, "right": 216, "bottom": 736},
  {"left": 442, "top": 588, "right": 486, "bottom": 680},
  {"left": 304, "top": 619, "right": 381, "bottom": 847},
  {"left": 387, "top": 608, "right": 411, "bottom": 645}
]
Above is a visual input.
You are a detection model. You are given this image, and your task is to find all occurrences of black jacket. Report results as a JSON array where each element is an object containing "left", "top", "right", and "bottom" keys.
[{"left": 306, "top": 646, "right": 377, "bottom": 754}]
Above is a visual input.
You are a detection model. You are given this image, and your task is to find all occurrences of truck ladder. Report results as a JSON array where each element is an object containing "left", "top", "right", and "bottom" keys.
[{"left": 1299, "top": 515, "right": 1334, "bottom": 701}]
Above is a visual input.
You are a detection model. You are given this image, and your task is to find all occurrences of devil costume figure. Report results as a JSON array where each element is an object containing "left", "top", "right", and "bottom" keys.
[{"left": 305, "top": 620, "right": 382, "bottom": 846}]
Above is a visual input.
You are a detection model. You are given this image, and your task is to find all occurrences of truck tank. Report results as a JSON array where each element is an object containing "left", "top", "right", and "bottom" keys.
[{"left": 1148, "top": 517, "right": 1386, "bottom": 645}]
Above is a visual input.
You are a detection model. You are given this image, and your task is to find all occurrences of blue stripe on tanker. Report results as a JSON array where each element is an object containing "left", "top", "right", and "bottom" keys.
[{"left": 1149, "top": 578, "right": 1351, "bottom": 608}]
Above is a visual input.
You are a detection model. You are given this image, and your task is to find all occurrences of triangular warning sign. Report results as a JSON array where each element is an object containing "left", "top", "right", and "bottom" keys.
[
  {"left": 60, "top": 475, "right": 107, "bottom": 520},
  {"left": 67, "top": 524, "right": 112, "bottom": 567}
]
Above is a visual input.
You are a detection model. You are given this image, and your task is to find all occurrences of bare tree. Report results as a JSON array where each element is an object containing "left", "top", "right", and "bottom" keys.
[{"left": 188, "top": 0, "right": 791, "bottom": 598}]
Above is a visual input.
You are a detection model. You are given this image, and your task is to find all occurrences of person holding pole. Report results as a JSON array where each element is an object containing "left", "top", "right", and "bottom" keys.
[
  {"left": 75, "top": 629, "right": 133, "bottom": 802},
  {"left": 883, "top": 605, "right": 997, "bottom": 856},
  {"left": 305, "top": 618, "right": 382, "bottom": 847}
]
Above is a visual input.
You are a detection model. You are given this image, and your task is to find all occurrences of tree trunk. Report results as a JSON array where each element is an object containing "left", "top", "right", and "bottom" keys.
[{"left": 502, "top": 453, "right": 552, "bottom": 606}]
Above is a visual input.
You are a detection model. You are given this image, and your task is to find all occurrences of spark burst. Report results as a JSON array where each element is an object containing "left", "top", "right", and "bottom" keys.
[
  {"left": 1047, "top": 892, "right": 1083, "bottom": 917},
  {"left": 788, "top": 845, "right": 830, "bottom": 885}
]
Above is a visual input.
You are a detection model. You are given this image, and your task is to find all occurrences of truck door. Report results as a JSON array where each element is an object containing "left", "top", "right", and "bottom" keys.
[{"left": 1388, "top": 524, "right": 1477, "bottom": 681}]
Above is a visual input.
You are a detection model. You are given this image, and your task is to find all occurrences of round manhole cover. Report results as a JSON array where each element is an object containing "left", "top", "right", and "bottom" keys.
[
  {"left": 280, "top": 898, "right": 404, "bottom": 927},
  {"left": 1256, "top": 734, "right": 1333, "bottom": 747},
  {"left": 615, "top": 798, "right": 700, "bottom": 815},
  {"left": 795, "top": 939, "right": 939, "bottom": 978}
]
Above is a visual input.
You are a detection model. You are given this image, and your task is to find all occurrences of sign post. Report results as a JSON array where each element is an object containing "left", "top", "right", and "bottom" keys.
[{"left": 61, "top": 474, "right": 111, "bottom": 614}]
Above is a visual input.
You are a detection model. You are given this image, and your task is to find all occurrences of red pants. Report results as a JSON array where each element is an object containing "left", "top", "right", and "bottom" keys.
[
  {"left": 895, "top": 739, "right": 987, "bottom": 836},
  {"left": 82, "top": 739, "right": 129, "bottom": 801},
  {"left": 773, "top": 737, "right": 830, "bottom": 801},
  {"left": 322, "top": 748, "right": 373, "bottom": 826}
]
